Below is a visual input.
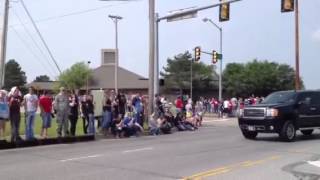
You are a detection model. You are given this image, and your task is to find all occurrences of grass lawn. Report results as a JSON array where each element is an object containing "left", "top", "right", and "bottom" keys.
[{"left": 3, "top": 114, "right": 85, "bottom": 140}]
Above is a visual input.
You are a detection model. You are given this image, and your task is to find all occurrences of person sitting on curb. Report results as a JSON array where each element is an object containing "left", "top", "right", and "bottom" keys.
[{"left": 149, "top": 113, "right": 160, "bottom": 136}]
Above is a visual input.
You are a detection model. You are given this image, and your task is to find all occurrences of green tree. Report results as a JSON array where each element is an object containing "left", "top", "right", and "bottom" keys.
[
  {"left": 3, "top": 59, "right": 27, "bottom": 90},
  {"left": 34, "top": 75, "right": 50, "bottom": 82},
  {"left": 160, "top": 51, "right": 218, "bottom": 95},
  {"left": 58, "top": 62, "right": 92, "bottom": 90},
  {"left": 223, "top": 59, "right": 304, "bottom": 97}
]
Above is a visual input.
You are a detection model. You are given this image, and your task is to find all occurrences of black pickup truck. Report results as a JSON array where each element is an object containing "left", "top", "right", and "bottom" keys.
[{"left": 238, "top": 90, "right": 320, "bottom": 141}]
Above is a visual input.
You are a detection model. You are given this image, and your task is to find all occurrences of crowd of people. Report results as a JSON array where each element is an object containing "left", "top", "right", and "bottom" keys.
[
  {"left": 199, "top": 95, "right": 265, "bottom": 118},
  {"left": 148, "top": 95, "right": 205, "bottom": 136},
  {"left": 0, "top": 84, "right": 265, "bottom": 143},
  {"left": 0, "top": 86, "right": 150, "bottom": 141},
  {"left": 0, "top": 85, "right": 210, "bottom": 142}
]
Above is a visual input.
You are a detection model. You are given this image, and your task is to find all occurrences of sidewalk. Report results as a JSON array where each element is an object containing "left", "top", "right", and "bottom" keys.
[{"left": 203, "top": 113, "right": 238, "bottom": 126}]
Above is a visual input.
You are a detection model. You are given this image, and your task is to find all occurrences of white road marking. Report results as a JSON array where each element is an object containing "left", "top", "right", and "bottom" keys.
[
  {"left": 307, "top": 161, "right": 320, "bottom": 168},
  {"left": 60, "top": 154, "right": 103, "bottom": 162},
  {"left": 203, "top": 118, "right": 234, "bottom": 122},
  {"left": 122, "top": 147, "right": 153, "bottom": 154}
]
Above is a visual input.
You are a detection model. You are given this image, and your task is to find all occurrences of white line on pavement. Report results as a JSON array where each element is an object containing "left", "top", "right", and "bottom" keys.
[
  {"left": 60, "top": 154, "right": 103, "bottom": 162},
  {"left": 307, "top": 161, "right": 320, "bottom": 168},
  {"left": 122, "top": 147, "right": 153, "bottom": 154},
  {"left": 203, "top": 118, "right": 234, "bottom": 122}
]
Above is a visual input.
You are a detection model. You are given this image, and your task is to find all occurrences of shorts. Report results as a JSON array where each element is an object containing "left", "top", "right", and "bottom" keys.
[{"left": 42, "top": 112, "right": 52, "bottom": 128}]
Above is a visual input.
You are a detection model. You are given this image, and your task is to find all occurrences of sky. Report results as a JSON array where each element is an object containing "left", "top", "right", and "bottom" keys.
[{"left": 0, "top": 0, "right": 320, "bottom": 89}]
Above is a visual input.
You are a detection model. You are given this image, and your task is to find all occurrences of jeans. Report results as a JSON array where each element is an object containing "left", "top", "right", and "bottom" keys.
[
  {"left": 88, "top": 114, "right": 95, "bottom": 135},
  {"left": 10, "top": 113, "right": 20, "bottom": 141},
  {"left": 102, "top": 111, "right": 112, "bottom": 129},
  {"left": 25, "top": 111, "right": 36, "bottom": 140},
  {"left": 69, "top": 115, "right": 78, "bottom": 136},
  {"left": 135, "top": 107, "right": 142, "bottom": 126}
]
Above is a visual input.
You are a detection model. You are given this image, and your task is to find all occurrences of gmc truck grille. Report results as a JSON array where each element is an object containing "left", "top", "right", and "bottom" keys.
[{"left": 244, "top": 108, "right": 265, "bottom": 117}]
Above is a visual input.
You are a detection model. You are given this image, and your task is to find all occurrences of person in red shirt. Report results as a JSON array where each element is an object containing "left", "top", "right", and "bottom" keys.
[
  {"left": 39, "top": 91, "right": 53, "bottom": 138},
  {"left": 175, "top": 96, "right": 183, "bottom": 113}
]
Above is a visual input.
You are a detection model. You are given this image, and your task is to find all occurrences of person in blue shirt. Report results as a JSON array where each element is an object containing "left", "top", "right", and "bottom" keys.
[{"left": 132, "top": 94, "right": 143, "bottom": 126}]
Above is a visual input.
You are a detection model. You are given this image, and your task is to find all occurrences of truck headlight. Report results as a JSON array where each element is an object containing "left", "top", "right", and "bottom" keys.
[{"left": 266, "top": 108, "right": 279, "bottom": 117}]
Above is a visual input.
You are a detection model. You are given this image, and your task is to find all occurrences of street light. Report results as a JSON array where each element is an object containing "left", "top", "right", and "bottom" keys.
[
  {"left": 203, "top": 17, "right": 223, "bottom": 102},
  {"left": 99, "top": 0, "right": 155, "bottom": 119},
  {"left": 108, "top": 15, "right": 123, "bottom": 94},
  {"left": 87, "top": 61, "right": 91, "bottom": 95}
]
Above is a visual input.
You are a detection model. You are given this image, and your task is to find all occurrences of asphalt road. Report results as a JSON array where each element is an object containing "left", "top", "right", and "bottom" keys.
[{"left": 0, "top": 117, "right": 320, "bottom": 180}]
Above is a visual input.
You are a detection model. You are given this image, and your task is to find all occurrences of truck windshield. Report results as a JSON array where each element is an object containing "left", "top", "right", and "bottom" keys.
[{"left": 261, "top": 92, "right": 297, "bottom": 104}]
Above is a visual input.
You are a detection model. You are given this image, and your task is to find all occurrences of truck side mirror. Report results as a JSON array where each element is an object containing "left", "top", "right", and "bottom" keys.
[{"left": 298, "top": 98, "right": 311, "bottom": 106}]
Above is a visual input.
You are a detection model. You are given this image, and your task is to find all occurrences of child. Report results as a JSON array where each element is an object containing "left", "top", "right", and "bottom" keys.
[{"left": 0, "top": 90, "right": 9, "bottom": 140}]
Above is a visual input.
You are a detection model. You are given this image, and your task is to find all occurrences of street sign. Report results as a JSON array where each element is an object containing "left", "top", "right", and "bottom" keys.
[{"left": 167, "top": 11, "right": 198, "bottom": 22}]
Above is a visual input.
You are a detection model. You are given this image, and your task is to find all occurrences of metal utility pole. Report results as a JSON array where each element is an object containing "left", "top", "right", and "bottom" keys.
[
  {"left": 0, "top": 0, "right": 9, "bottom": 88},
  {"left": 294, "top": 0, "right": 300, "bottom": 90},
  {"left": 148, "top": 0, "right": 155, "bottom": 117},
  {"left": 203, "top": 18, "right": 223, "bottom": 101},
  {"left": 154, "top": 13, "right": 159, "bottom": 96},
  {"left": 109, "top": 15, "right": 122, "bottom": 94}
]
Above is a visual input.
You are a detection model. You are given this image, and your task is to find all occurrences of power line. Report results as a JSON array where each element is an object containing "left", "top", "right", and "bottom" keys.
[
  {"left": 8, "top": 2, "right": 131, "bottom": 28},
  {"left": 11, "top": 9, "right": 58, "bottom": 76},
  {"left": 19, "top": 0, "right": 62, "bottom": 74},
  {"left": 10, "top": 26, "right": 56, "bottom": 78}
]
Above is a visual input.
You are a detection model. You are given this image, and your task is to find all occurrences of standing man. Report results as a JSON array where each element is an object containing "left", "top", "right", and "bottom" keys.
[
  {"left": 54, "top": 87, "right": 70, "bottom": 137},
  {"left": 39, "top": 91, "right": 53, "bottom": 139},
  {"left": 23, "top": 87, "right": 38, "bottom": 141},
  {"left": 8, "top": 87, "right": 22, "bottom": 142}
]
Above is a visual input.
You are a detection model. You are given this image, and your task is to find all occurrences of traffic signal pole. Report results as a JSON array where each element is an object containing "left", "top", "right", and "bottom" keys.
[{"left": 295, "top": 0, "right": 300, "bottom": 90}]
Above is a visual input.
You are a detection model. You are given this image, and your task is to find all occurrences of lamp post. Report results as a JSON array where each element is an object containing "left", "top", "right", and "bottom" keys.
[
  {"left": 108, "top": 15, "right": 123, "bottom": 94},
  {"left": 203, "top": 17, "right": 223, "bottom": 101},
  {"left": 86, "top": 61, "right": 91, "bottom": 94}
]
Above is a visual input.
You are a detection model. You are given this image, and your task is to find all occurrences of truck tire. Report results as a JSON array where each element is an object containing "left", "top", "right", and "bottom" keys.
[
  {"left": 279, "top": 121, "right": 296, "bottom": 142},
  {"left": 301, "top": 130, "right": 313, "bottom": 136},
  {"left": 242, "top": 130, "right": 258, "bottom": 139}
]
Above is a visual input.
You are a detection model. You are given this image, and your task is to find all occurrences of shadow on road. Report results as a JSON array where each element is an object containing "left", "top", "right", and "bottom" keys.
[{"left": 250, "top": 133, "right": 320, "bottom": 143}]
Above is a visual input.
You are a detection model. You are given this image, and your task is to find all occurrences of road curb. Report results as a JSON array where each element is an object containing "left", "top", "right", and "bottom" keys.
[{"left": 0, "top": 135, "right": 95, "bottom": 150}]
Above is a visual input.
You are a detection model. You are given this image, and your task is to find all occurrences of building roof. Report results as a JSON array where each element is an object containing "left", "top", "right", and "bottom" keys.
[
  {"left": 89, "top": 65, "right": 148, "bottom": 90},
  {"left": 26, "top": 81, "right": 58, "bottom": 90}
]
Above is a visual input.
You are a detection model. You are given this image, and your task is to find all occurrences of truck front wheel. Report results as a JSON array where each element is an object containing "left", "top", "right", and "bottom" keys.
[{"left": 279, "top": 121, "right": 296, "bottom": 142}]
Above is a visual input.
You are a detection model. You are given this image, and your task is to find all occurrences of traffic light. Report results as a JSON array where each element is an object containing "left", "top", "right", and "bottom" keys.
[
  {"left": 212, "top": 50, "right": 218, "bottom": 64},
  {"left": 281, "top": 0, "right": 294, "bottom": 12},
  {"left": 219, "top": 0, "right": 230, "bottom": 22},
  {"left": 194, "top": 46, "right": 201, "bottom": 61}
]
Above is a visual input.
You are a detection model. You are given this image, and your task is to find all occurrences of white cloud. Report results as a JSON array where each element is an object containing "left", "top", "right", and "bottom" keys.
[{"left": 312, "top": 29, "right": 320, "bottom": 42}]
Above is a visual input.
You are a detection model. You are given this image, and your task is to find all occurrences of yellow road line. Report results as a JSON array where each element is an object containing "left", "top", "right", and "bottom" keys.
[
  {"left": 195, "top": 169, "right": 231, "bottom": 179},
  {"left": 183, "top": 167, "right": 230, "bottom": 180},
  {"left": 183, "top": 155, "right": 281, "bottom": 180}
]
